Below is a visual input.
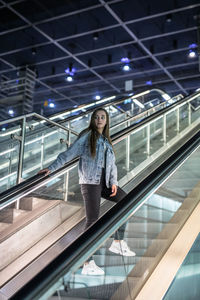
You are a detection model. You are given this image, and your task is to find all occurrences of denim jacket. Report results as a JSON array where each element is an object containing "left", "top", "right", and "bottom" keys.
[{"left": 48, "top": 131, "right": 118, "bottom": 187}]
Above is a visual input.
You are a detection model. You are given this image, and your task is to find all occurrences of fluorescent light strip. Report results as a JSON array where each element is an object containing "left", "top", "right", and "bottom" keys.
[
  {"left": 0, "top": 128, "right": 21, "bottom": 137},
  {"left": 133, "top": 99, "right": 145, "bottom": 109},
  {"left": 162, "top": 93, "right": 171, "bottom": 101},
  {"left": 0, "top": 148, "right": 16, "bottom": 156},
  {"left": 1, "top": 172, "right": 17, "bottom": 181},
  {"left": 131, "top": 90, "right": 150, "bottom": 99},
  {"left": 50, "top": 112, "right": 70, "bottom": 121},
  {"left": 96, "top": 95, "right": 116, "bottom": 104},
  {"left": 25, "top": 130, "right": 59, "bottom": 145}
]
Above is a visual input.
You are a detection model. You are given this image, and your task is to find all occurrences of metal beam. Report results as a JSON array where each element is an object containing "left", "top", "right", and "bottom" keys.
[
  {"left": 0, "top": 25, "right": 196, "bottom": 80},
  {"left": 33, "top": 60, "right": 198, "bottom": 97},
  {"left": 99, "top": 0, "right": 188, "bottom": 95},
  {"left": 33, "top": 72, "right": 200, "bottom": 104},
  {"left": 0, "top": 1, "right": 199, "bottom": 39},
  {"left": 0, "top": 23, "right": 196, "bottom": 59},
  {"left": 1, "top": 0, "right": 121, "bottom": 94},
  {"left": 0, "top": 57, "right": 77, "bottom": 105}
]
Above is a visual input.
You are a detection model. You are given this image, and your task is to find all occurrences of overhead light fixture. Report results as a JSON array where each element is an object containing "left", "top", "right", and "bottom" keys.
[
  {"left": 121, "top": 57, "right": 130, "bottom": 63},
  {"left": 146, "top": 80, "right": 152, "bottom": 86},
  {"left": 188, "top": 49, "right": 196, "bottom": 58},
  {"left": 31, "top": 47, "right": 37, "bottom": 55},
  {"left": 49, "top": 103, "right": 55, "bottom": 108},
  {"left": 8, "top": 109, "right": 14, "bottom": 116},
  {"left": 166, "top": 14, "right": 172, "bottom": 23},
  {"left": 65, "top": 63, "right": 76, "bottom": 76},
  {"left": 93, "top": 32, "right": 99, "bottom": 41},
  {"left": 188, "top": 43, "right": 197, "bottom": 58},
  {"left": 95, "top": 95, "right": 101, "bottom": 100},
  {"left": 66, "top": 76, "right": 73, "bottom": 82},
  {"left": 123, "top": 64, "right": 130, "bottom": 71},
  {"left": 189, "top": 43, "right": 198, "bottom": 49}
]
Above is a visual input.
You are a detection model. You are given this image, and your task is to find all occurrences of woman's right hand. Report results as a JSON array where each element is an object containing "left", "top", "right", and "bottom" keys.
[{"left": 37, "top": 168, "right": 51, "bottom": 176}]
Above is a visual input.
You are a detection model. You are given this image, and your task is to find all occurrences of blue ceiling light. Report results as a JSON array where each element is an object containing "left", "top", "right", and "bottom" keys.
[
  {"left": 121, "top": 57, "right": 130, "bottom": 63},
  {"left": 189, "top": 43, "right": 197, "bottom": 49},
  {"left": 146, "top": 80, "right": 152, "bottom": 85},
  {"left": 188, "top": 43, "right": 197, "bottom": 58},
  {"left": 95, "top": 95, "right": 101, "bottom": 100},
  {"left": 65, "top": 67, "right": 76, "bottom": 76},
  {"left": 65, "top": 62, "right": 76, "bottom": 77},
  {"left": 124, "top": 99, "right": 132, "bottom": 104}
]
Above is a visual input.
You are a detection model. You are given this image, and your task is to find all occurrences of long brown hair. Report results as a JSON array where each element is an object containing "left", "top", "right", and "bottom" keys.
[{"left": 79, "top": 107, "right": 113, "bottom": 157}]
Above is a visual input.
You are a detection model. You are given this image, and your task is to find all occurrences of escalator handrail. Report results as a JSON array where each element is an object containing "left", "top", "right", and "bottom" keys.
[
  {"left": 9, "top": 124, "right": 200, "bottom": 300},
  {"left": 1, "top": 91, "right": 200, "bottom": 208}
]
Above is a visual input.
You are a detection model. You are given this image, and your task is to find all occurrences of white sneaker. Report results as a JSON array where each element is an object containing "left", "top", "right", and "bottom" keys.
[
  {"left": 109, "top": 240, "right": 136, "bottom": 256},
  {"left": 81, "top": 260, "right": 105, "bottom": 275}
]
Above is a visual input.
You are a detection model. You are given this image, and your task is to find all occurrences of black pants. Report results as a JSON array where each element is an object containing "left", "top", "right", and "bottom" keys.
[{"left": 81, "top": 169, "right": 127, "bottom": 240}]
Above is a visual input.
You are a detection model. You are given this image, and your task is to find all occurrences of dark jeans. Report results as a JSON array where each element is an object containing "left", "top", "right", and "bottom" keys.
[{"left": 81, "top": 169, "right": 127, "bottom": 240}]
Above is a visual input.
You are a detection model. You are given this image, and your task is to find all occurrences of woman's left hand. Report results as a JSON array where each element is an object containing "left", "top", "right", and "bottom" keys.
[{"left": 110, "top": 184, "right": 117, "bottom": 197}]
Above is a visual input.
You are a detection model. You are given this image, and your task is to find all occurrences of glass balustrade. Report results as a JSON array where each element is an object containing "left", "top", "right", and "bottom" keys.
[
  {"left": 29, "top": 127, "right": 200, "bottom": 300},
  {"left": 0, "top": 93, "right": 199, "bottom": 297},
  {"left": 0, "top": 121, "right": 22, "bottom": 192},
  {"left": 0, "top": 90, "right": 198, "bottom": 196},
  {"left": 163, "top": 234, "right": 200, "bottom": 300}
]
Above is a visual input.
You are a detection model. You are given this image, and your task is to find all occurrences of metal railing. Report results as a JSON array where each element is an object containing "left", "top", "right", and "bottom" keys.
[
  {"left": 0, "top": 88, "right": 174, "bottom": 192},
  {"left": 0, "top": 90, "right": 199, "bottom": 209}
]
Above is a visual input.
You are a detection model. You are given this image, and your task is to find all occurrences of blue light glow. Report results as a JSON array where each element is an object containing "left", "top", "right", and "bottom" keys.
[
  {"left": 189, "top": 43, "right": 197, "bottom": 49},
  {"left": 65, "top": 67, "right": 76, "bottom": 76},
  {"left": 121, "top": 57, "right": 130, "bottom": 63}
]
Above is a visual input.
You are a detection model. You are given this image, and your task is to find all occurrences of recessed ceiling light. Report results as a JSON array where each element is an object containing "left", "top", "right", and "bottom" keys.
[{"left": 123, "top": 64, "right": 130, "bottom": 71}]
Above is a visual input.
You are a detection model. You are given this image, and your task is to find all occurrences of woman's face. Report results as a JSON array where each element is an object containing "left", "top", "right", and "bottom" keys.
[{"left": 94, "top": 110, "right": 107, "bottom": 133}]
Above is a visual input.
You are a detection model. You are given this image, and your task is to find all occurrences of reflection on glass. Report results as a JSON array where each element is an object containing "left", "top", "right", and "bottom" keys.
[
  {"left": 45, "top": 144, "right": 200, "bottom": 300},
  {"left": 163, "top": 234, "right": 200, "bottom": 300}
]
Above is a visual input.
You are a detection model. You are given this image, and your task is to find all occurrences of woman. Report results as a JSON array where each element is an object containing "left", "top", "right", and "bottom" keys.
[{"left": 39, "top": 107, "right": 135, "bottom": 275}]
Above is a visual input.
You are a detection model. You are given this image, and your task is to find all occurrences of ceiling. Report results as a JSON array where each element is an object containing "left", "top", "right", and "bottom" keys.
[{"left": 0, "top": 0, "right": 200, "bottom": 118}]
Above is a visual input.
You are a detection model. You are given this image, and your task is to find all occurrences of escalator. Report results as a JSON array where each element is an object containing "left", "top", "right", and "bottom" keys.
[
  {"left": 2, "top": 120, "right": 200, "bottom": 300},
  {"left": 0, "top": 88, "right": 182, "bottom": 193},
  {"left": 0, "top": 90, "right": 199, "bottom": 299}
]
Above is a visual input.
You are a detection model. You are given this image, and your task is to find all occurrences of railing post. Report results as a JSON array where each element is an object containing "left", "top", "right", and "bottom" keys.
[
  {"left": 163, "top": 114, "right": 167, "bottom": 145},
  {"left": 16, "top": 116, "right": 26, "bottom": 209},
  {"left": 17, "top": 116, "right": 26, "bottom": 184},
  {"left": 126, "top": 120, "right": 130, "bottom": 171},
  {"left": 40, "top": 133, "right": 44, "bottom": 169},
  {"left": 146, "top": 124, "right": 150, "bottom": 157},
  {"left": 188, "top": 102, "right": 191, "bottom": 125},
  {"left": 64, "top": 123, "right": 71, "bottom": 202},
  {"left": 176, "top": 107, "right": 180, "bottom": 133}
]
